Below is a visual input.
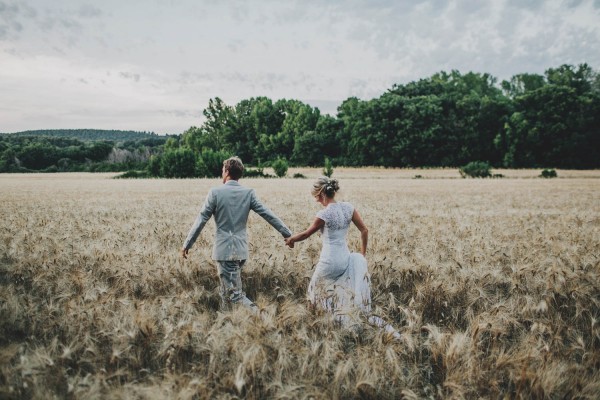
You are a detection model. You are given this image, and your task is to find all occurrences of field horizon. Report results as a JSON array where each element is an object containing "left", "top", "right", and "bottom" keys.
[{"left": 1, "top": 170, "right": 599, "bottom": 399}]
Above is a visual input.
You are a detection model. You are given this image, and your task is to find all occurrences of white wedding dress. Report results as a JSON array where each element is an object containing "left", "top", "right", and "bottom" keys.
[{"left": 308, "top": 202, "right": 400, "bottom": 337}]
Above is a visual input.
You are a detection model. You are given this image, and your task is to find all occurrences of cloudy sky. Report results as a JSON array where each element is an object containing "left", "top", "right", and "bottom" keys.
[{"left": 1, "top": 0, "right": 599, "bottom": 134}]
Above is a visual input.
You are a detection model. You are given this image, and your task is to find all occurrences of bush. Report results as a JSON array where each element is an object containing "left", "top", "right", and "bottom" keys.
[
  {"left": 293, "top": 173, "right": 306, "bottom": 179},
  {"left": 459, "top": 161, "right": 492, "bottom": 178},
  {"left": 323, "top": 157, "right": 334, "bottom": 177},
  {"left": 540, "top": 168, "right": 557, "bottom": 178},
  {"left": 244, "top": 167, "right": 272, "bottom": 178},
  {"left": 88, "top": 161, "right": 133, "bottom": 172},
  {"left": 43, "top": 165, "right": 58, "bottom": 173},
  {"left": 272, "top": 157, "right": 288, "bottom": 178},
  {"left": 115, "top": 170, "right": 151, "bottom": 179}
]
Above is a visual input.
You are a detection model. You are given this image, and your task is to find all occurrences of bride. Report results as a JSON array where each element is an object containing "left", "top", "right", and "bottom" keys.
[{"left": 285, "top": 177, "right": 400, "bottom": 338}]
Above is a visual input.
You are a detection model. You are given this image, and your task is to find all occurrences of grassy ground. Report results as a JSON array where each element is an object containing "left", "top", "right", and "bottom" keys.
[{"left": 1, "top": 170, "right": 599, "bottom": 399}]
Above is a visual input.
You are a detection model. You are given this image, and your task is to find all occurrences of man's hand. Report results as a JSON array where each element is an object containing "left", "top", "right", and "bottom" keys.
[{"left": 181, "top": 248, "right": 189, "bottom": 259}]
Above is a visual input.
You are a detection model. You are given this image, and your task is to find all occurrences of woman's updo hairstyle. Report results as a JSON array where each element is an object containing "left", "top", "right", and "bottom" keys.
[{"left": 311, "top": 176, "right": 340, "bottom": 199}]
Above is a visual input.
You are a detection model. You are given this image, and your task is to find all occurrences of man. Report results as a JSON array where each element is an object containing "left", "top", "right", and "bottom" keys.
[{"left": 181, "top": 156, "right": 292, "bottom": 311}]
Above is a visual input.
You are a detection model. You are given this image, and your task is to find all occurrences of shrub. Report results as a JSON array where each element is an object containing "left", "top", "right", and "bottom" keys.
[
  {"left": 323, "top": 157, "right": 334, "bottom": 177},
  {"left": 245, "top": 167, "right": 272, "bottom": 178},
  {"left": 459, "top": 161, "right": 492, "bottom": 178},
  {"left": 43, "top": 165, "right": 58, "bottom": 173},
  {"left": 540, "top": 168, "right": 557, "bottom": 178},
  {"left": 272, "top": 157, "right": 288, "bottom": 178},
  {"left": 293, "top": 173, "right": 306, "bottom": 179},
  {"left": 114, "top": 170, "right": 151, "bottom": 179}
]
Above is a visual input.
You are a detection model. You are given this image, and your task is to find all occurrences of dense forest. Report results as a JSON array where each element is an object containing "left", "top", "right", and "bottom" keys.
[
  {"left": 0, "top": 134, "right": 167, "bottom": 173},
  {"left": 1, "top": 63, "right": 598, "bottom": 176},
  {"left": 3, "top": 129, "right": 161, "bottom": 142}
]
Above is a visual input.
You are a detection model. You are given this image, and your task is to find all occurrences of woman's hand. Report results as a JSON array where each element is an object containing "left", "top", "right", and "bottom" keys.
[
  {"left": 285, "top": 236, "right": 295, "bottom": 248},
  {"left": 285, "top": 218, "right": 324, "bottom": 249}
]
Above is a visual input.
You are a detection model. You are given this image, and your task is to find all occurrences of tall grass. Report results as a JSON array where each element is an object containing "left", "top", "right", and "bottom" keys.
[{"left": 1, "top": 172, "right": 599, "bottom": 399}]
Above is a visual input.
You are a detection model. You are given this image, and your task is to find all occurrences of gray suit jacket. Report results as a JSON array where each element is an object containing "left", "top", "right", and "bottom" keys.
[{"left": 183, "top": 180, "right": 292, "bottom": 260}]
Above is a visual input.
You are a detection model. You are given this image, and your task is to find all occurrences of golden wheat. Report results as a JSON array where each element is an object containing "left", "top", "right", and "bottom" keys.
[{"left": 1, "top": 170, "right": 599, "bottom": 399}]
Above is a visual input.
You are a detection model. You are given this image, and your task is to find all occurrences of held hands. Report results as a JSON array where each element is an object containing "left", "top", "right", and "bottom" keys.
[
  {"left": 284, "top": 236, "right": 295, "bottom": 248},
  {"left": 181, "top": 248, "right": 189, "bottom": 259}
]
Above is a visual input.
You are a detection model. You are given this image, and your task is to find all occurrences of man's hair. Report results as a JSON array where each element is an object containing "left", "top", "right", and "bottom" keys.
[{"left": 223, "top": 156, "right": 244, "bottom": 180}]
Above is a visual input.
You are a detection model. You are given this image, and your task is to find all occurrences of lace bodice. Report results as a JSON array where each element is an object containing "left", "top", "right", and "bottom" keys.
[{"left": 316, "top": 202, "right": 354, "bottom": 231}]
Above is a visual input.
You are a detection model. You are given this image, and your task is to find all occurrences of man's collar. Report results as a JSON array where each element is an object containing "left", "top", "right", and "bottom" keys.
[{"left": 224, "top": 180, "right": 240, "bottom": 186}]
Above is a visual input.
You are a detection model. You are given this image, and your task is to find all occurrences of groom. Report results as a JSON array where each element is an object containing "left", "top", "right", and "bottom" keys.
[{"left": 181, "top": 156, "right": 292, "bottom": 311}]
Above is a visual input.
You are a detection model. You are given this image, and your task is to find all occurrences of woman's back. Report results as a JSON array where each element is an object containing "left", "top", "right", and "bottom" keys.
[
  {"left": 316, "top": 202, "right": 354, "bottom": 271},
  {"left": 318, "top": 201, "right": 353, "bottom": 233}
]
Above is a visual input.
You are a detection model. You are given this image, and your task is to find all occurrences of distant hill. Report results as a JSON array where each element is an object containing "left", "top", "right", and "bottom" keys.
[{"left": 1, "top": 129, "right": 162, "bottom": 142}]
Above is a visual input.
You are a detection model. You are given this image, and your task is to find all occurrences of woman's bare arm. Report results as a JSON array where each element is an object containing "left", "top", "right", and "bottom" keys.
[
  {"left": 285, "top": 217, "right": 324, "bottom": 248},
  {"left": 351, "top": 209, "right": 368, "bottom": 256}
]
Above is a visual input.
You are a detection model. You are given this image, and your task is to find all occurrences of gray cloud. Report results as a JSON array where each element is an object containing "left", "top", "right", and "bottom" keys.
[
  {"left": 0, "top": 1, "right": 105, "bottom": 50},
  {"left": 120, "top": 72, "right": 141, "bottom": 82},
  {"left": 78, "top": 4, "right": 102, "bottom": 18},
  {"left": 507, "top": 0, "right": 546, "bottom": 10},
  {"left": 301, "top": 99, "right": 340, "bottom": 115},
  {"left": 159, "top": 109, "right": 203, "bottom": 119},
  {"left": 319, "top": 0, "right": 600, "bottom": 83},
  {"left": 2, "top": 0, "right": 599, "bottom": 134},
  {"left": 227, "top": 39, "right": 245, "bottom": 53},
  {"left": 0, "top": 1, "right": 32, "bottom": 40}
]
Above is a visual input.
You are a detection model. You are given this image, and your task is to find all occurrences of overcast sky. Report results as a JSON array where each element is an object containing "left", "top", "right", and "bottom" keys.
[{"left": 1, "top": 0, "right": 599, "bottom": 134}]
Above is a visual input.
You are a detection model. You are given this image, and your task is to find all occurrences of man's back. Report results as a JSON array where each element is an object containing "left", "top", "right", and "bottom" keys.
[
  {"left": 211, "top": 181, "right": 254, "bottom": 260},
  {"left": 183, "top": 180, "right": 291, "bottom": 260}
]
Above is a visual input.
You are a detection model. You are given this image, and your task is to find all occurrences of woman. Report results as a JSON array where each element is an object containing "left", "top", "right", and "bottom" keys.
[{"left": 285, "top": 177, "right": 400, "bottom": 338}]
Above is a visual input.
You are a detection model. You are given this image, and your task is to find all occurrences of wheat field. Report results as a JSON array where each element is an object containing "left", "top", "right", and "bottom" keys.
[{"left": 1, "top": 170, "right": 599, "bottom": 399}]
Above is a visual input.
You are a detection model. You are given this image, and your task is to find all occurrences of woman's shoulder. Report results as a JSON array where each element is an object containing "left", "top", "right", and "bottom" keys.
[
  {"left": 335, "top": 202, "right": 354, "bottom": 220},
  {"left": 317, "top": 202, "right": 342, "bottom": 219},
  {"left": 340, "top": 201, "right": 354, "bottom": 212}
]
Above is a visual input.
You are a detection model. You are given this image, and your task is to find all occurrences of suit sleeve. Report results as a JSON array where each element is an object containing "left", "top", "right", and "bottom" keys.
[
  {"left": 183, "top": 189, "right": 216, "bottom": 250},
  {"left": 250, "top": 190, "right": 292, "bottom": 238}
]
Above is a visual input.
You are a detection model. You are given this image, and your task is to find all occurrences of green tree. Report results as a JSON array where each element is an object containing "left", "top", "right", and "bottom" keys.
[
  {"left": 0, "top": 148, "right": 17, "bottom": 172},
  {"left": 17, "top": 142, "right": 60, "bottom": 170},
  {"left": 248, "top": 97, "right": 286, "bottom": 162},
  {"left": 85, "top": 141, "right": 113, "bottom": 161},
  {"left": 272, "top": 157, "right": 288, "bottom": 177},
  {"left": 147, "top": 155, "right": 161, "bottom": 176},
  {"left": 323, "top": 157, "right": 334, "bottom": 177},
  {"left": 272, "top": 99, "right": 321, "bottom": 160},
  {"left": 197, "top": 149, "right": 231, "bottom": 177},
  {"left": 160, "top": 148, "right": 197, "bottom": 178},
  {"left": 501, "top": 73, "right": 546, "bottom": 97},
  {"left": 501, "top": 64, "right": 600, "bottom": 168}
]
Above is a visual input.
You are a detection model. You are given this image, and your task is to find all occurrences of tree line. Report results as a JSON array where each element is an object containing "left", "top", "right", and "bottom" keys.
[
  {"left": 175, "top": 63, "right": 598, "bottom": 171},
  {"left": 1, "top": 63, "right": 598, "bottom": 176},
  {"left": 3, "top": 129, "right": 160, "bottom": 142},
  {"left": 0, "top": 135, "right": 166, "bottom": 173}
]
